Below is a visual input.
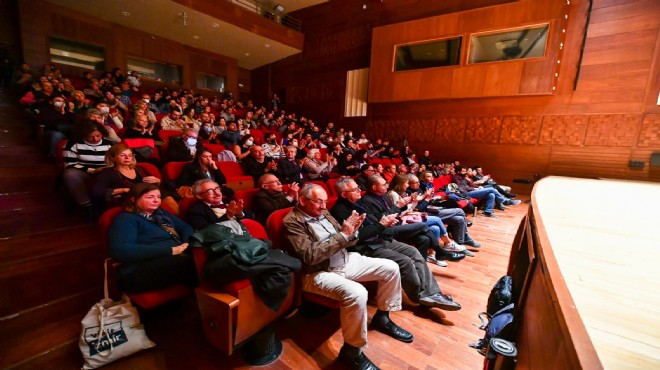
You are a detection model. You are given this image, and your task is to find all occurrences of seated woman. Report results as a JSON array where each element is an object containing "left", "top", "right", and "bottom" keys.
[
  {"left": 107, "top": 183, "right": 198, "bottom": 293},
  {"left": 303, "top": 148, "right": 336, "bottom": 180},
  {"left": 337, "top": 152, "right": 359, "bottom": 176},
  {"left": 62, "top": 121, "right": 113, "bottom": 211},
  {"left": 123, "top": 113, "right": 158, "bottom": 139},
  {"left": 91, "top": 143, "right": 177, "bottom": 212},
  {"left": 176, "top": 148, "right": 234, "bottom": 200},
  {"left": 387, "top": 174, "right": 472, "bottom": 259},
  {"left": 231, "top": 134, "right": 254, "bottom": 162}
]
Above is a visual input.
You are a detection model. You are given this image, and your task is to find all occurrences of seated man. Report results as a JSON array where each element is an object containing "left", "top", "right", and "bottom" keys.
[
  {"left": 166, "top": 128, "right": 204, "bottom": 162},
  {"left": 331, "top": 178, "right": 461, "bottom": 311},
  {"left": 406, "top": 174, "right": 480, "bottom": 248},
  {"left": 275, "top": 145, "right": 305, "bottom": 184},
  {"left": 186, "top": 179, "right": 245, "bottom": 231},
  {"left": 159, "top": 108, "right": 187, "bottom": 131},
  {"left": 359, "top": 175, "right": 464, "bottom": 263},
  {"left": 452, "top": 165, "right": 520, "bottom": 218},
  {"left": 354, "top": 164, "right": 375, "bottom": 191},
  {"left": 253, "top": 174, "right": 299, "bottom": 226},
  {"left": 382, "top": 164, "right": 397, "bottom": 184},
  {"left": 283, "top": 184, "right": 413, "bottom": 370},
  {"left": 241, "top": 145, "right": 277, "bottom": 183}
]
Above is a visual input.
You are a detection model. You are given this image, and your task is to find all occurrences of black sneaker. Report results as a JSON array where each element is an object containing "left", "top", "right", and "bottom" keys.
[{"left": 482, "top": 211, "right": 498, "bottom": 218}]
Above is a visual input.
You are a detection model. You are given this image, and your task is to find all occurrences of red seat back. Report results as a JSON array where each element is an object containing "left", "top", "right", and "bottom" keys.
[
  {"left": 123, "top": 138, "right": 160, "bottom": 160},
  {"left": 250, "top": 129, "right": 265, "bottom": 145},
  {"left": 234, "top": 188, "right": 260, "bottom": 211},
  {"left": 217, "top": 161, "right": 246, "bottom": 177},
  {"left": 266, "top": 207, "right": 294, "bottom": 254},
  {"left": 163, "top": 161, "right": 189, "bottom": 182},
  {"left": 158, "top": 129, "right": 182, "bottom": 142},
  {"left": 136, "top": 162, "right": 161, "bottom": 179},
  {"left": 203, "top": 143, "right": 226, "bottom": 155}
]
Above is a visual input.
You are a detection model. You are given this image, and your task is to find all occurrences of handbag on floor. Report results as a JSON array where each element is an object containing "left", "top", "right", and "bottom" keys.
[{"left": 79, "top": 260, "right": 155, "bottom": 369}]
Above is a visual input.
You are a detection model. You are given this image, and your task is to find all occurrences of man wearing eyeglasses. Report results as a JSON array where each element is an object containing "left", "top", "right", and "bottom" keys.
[
  {"left": 331, "top": 178, "right": 461, "bottom": 314},
  {"left": 283, "top": 184, "right": 412, "bottom": 370},
  {"left": 186, "top": 179, "right": 245, "bottom": 231},
  {"left": 253, "top": 174, "right": 299, "bottom": 226}
]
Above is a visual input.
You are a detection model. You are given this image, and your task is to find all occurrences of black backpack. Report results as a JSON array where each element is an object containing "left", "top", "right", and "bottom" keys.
[
  {"left": 469, "top": 303, "right": 515, "bottom": 355},
  {"left": 487, "top": 275, "right": 513, "bottom": 315}
]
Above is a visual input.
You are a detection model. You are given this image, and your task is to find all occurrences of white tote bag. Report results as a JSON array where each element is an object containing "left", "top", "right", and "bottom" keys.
[{"left": 79, "top": 260, "right": 155, "bottom": 369}]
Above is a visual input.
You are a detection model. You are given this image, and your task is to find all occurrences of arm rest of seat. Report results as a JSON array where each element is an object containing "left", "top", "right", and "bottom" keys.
[{"left": 196, "top": 287, "right": 240, "bottom": 355}]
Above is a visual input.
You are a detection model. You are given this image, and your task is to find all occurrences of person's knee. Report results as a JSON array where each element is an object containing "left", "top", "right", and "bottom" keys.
[{"left": 344, "top": 283, "right": 368, "bottom": 307}]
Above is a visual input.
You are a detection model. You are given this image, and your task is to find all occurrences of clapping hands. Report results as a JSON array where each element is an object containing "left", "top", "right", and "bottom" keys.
[{"left": 340, "top": 210, "right": 366, "bottom": 235}]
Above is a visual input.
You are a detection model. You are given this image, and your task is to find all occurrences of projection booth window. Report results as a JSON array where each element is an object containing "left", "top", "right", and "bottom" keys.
[
  {"left": 468, "top": 24, "right": 550, "bottom": 64},
  {"left": 393, "top": 37, "right": 462, "bottom": 72},
  {"left": 127, "top": 57, "right": 182, "bottom": 84}
]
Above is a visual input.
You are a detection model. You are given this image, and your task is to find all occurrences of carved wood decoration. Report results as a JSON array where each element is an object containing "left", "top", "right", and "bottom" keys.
[
  {"left": 500, "top": 116, "right": 543, "bottom": 144},
  {"left": 539, "top": 115, "right": 589, "bottom": 146},
  {"left": 584, "top": 114, "right": 641, "bottom": 147},
  {"left": 637, "top": 114, "right": 660, "bottom": 148}
]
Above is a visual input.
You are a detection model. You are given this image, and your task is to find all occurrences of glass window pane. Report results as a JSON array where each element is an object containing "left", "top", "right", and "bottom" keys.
[
  {"left": 468, "top": 24, "right": 549, "bottom": 64},
  {"left": 394, "top": 37, "right": 462, "bottom": 72},
  {"left": 196, "top": 73, "right": 225, "bottom": 92},
  {"left": 127, "top": 57, "right": 182, "bottom": 84},
  {"left": 49, "top": 37, "right": 104, "bottom": 70}
]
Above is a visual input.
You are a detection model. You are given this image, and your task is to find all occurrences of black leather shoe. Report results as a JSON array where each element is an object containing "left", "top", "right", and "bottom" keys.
[
  {"left": 496, "top": 204, "right": 507, "bottom": 211},
  {"left": 467, "top": 221, "right": 473, "bottom": 227},
  {"left": 338, "top": 348, "right": 380, "bottom": 370},
  {"left": 372, "top": 320, "right": 414, "bottom": 343},
  {"left": 436, "top": 249, "right": 465, "bottom": 261}
]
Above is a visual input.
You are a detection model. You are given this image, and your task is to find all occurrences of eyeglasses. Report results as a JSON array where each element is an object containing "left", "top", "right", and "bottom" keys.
[
  {"left": 342, "top": 188, "right": 361, "bottom": 193},
  {"left": 203, "top": 187, "right": 222, "bottom": 195},
  {"left": 304, "top": 197, "right": 327, "bottom": 206}
]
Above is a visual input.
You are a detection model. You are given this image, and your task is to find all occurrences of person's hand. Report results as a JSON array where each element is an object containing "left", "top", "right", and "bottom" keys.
[
  {"left": 340, "top": 211, "right": 366, "bottom": 235},
  {"left": 396, "top": 196, "right": 409, "bottom": 208},
  {"left": 142, "top": 176, "right": 160, "bottom": 184},
  {"left": 172, "top": 243, "right": 188, "bottom": 255},
  {"left": 267, "top": 161, "right": 277, "bottom": 171},
  {"left": 226, "top": 199, "right": 244, "bottom": 218},
  {"left": 379, "top": 214, "right": 398, "bottom": 227},
  {"left": 288, "top": 182, "right": 300, "bottom": 199},
  {"left": 92, "top": 166, "right": 106, "bottom": 174},
  {"left": 209, "top": 160, "right": 218, "bottom": 170}
]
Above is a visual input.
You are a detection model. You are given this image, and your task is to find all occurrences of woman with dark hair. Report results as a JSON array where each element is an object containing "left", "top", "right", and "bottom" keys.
[
  {"left": 337, "top": 152, "right": 359, "bottom": 176},
  {"left": 177, "top": 148, "right": 233, "bottom": 199},
  {"left": 231, "top": 134, "right": 255, "bottom": 162},
  {"left": 62, "top": 121, "right": 112, "bottom": 210},
  {"left": 91, "top": 143, "right": 170, "bottom": 211},
  {"left": 107, "top": 183, "right": 197, "bottom": 293}
]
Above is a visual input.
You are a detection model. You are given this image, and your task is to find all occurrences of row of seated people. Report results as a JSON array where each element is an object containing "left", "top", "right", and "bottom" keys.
[{"left": 104, "top": 175, "right": 473, "bottom": 370}]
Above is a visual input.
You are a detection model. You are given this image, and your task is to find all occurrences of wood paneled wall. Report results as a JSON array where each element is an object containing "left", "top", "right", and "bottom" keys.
[
  {"left": 254, "top": 0, "right": 660, "bottom": 192},
  {"left": 17, "top": 0, "right": 239, "bottom": 93}
]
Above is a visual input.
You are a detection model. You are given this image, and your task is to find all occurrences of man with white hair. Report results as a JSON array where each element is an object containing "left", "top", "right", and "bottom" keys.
[{"left": 283, "top": 184, "right": 413, "bottom": 370}]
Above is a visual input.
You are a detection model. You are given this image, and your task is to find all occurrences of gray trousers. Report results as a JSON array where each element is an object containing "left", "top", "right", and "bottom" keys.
[{"left": 437, "top": 208, "right": 468, "bottom": 243}]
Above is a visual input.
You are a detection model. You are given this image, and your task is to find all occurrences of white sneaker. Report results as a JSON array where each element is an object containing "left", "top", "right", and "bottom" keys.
[
  {"left": 426, "top": 254, "right": 448, "bottom": 267},
  {"left": 444, "top": 242, "right": 466, "bottom": 252}
]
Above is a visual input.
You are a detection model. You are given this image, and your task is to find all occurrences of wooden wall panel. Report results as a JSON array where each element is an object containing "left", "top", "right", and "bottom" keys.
[{"left": 255, "top": 0, "right": 660, "bottom": 191}]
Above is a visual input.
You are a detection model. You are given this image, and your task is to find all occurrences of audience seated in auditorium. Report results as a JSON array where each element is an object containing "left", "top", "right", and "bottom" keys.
[
  {"left": 330, "top": 178, "right": 462, "bottom": 311},
  {"left": 185, "top": 179, "right": 246, "bottom": 231},
  {"left": 303, "top": 148, "right": 335, "bottom": 180},
  {"left": 253, "top": 173, "right": 299, "bottom": 226},
  {"left": 167, "top": 128, "right": 204, "bottom": 163},
  {"left": 176, "top": 149, "right": 233, "bottom": 200},
  {"left": 387, "top": 174, "right": 473, "bottom": 258},
  {"left": 262, "top": 132, "right": 285, "bottom": 159},
  {"left": 62, "top": 121, "right": 113, "bottom": 214},
  {"left": 359, "top": 175, "right": 464, "bottom": 264},
  {"left": 124, "top": 113, "right": 158, "bottom": 140},
  {"left": 354, "top": 164, "right": 375, "bottom": 191},
  {"left": 241, "top": 145, "right": 277, "bottom": 183},
  {"left": 451, "top": 165, "right": 520, "bottom": 218},
  {"left": 107, "top": 183, "right": 198, "bottom": 293},
  {"left": 276, "top": 145, "right": 305, "bottom": 184},
  {"left": 160, "top": 109, "right": 187, "bottom": 131},
  {"left": 283, "top": 184, "right": 413, "bottom": 370},
  {"left": 220, "top": 121, "right": 241, "bottom": 148},
  {"left": 406, "top": 174, "right": 481, "bottom": 248},
  {"left": 39, "top": 95, "right": 76, "bottom": 157},
  {"left": 91, "top": 143, "right": 169, "bottom": 212},
  {"left": 382, "top": 164, "right": 397, "bottom": 184},
  {"left": 471, "top": 165, "right": 516, "bottom": 199}
]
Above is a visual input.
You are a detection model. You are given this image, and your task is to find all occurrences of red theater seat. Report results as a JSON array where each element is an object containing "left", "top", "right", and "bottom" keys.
[{"left": 98, "top": 207, "right": 192, "bottom": 310}]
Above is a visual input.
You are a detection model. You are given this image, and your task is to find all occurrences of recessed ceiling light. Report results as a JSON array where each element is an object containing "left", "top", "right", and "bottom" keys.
[
  {"left": 264, "top": 43, "right": 271, "bottom": 48},
  {"left": 121, "top": 11, "right": 130, "bottom": 16},
  {"left": 245, "top": 52, "right": 250, "bottom": 56},
  {"left": 193, "top": 35, "right": 200, "bottom": 40},
  {"left": 151, "top": 35, "right": 156, "bottom": 40},
  {"left": 212, "top": 23, "right": 220, "bottom": 28}
]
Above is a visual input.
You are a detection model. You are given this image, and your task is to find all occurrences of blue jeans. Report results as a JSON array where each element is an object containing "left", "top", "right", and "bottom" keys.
[
  {"left": 424, "top": 215, "right": 447, "bottom": 240},
  {"left": 468, "top": 188, "right": 507, "bottom": 213}
]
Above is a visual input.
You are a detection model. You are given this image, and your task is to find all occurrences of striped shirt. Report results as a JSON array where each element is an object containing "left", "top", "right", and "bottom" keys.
[{"left": 63, "top": 139, "right": 113, "bottom": 173}]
